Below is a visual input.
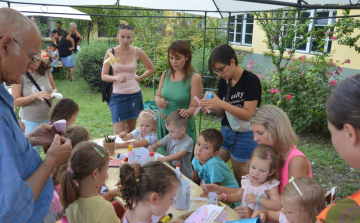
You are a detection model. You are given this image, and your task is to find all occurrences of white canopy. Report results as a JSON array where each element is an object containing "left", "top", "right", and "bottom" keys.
[
  {"left": 0, "top": 0, "right": 353, "bottom": 18},
  {"left": 8, "top": 5, "right": 91, "bottom": 20}
]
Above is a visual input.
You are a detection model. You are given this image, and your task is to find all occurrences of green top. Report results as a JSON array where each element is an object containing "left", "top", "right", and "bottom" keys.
[{"left": 156, "top": 71, "right": 197, "bottom": 156}]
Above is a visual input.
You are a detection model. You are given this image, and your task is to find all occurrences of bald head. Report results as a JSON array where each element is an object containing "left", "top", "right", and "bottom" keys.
[
  {"left": 0, "top": 8, "right": 42, "bottom": 84},
  {"left": 0, "top": 8, "right": 40, "bottom": 44}
]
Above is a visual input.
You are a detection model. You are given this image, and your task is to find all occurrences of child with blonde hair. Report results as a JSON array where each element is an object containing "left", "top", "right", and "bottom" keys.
[
  {"left": 252, "top": 177, "right": 326, "bottom": 223},
  {"left": 217, "top": 145, "right": 282, "bottom": 211},
  {"left": 116, "top": 110, "right": 157, "bottom": 148},
  {"left": 60, "top": 142, "right": 120, "bottom": 223},
  {"left": 119, "top": 162, "right": 182, "bottom": 223}
]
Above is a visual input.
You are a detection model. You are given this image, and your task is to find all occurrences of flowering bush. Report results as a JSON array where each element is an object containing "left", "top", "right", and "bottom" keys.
[{"left": 256, "top": 56, "right": 345, "bottom": 132}]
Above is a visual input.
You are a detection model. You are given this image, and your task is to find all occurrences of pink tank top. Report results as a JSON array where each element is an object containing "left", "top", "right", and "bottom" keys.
[
  {"left": 278, "top": 145, "right": 312, "bottom": 194},
  {"left": 112, "top": 47, "right": 140, "bottom": 94}
]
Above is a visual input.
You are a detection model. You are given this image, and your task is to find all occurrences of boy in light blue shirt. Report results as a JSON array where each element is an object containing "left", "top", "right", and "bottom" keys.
[{"left": 192, "top": 129, "right": 239, "bottom": 188}]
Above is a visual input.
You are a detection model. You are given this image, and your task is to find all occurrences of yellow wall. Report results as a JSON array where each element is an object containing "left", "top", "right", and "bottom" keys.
[
  {"left": 231, "top": 10, "right": 360, "bottom": 70},
  {"left": 331, "top": 9, "right": 360, "bottom": 69}
]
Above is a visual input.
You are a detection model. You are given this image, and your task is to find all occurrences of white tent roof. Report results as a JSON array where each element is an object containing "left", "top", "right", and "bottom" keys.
[
  {"left": 0, "top": 0, "right": 353, "bottom": 18},
  {"left": 6, "top": 5, "right": 91, "bottom": 20}
]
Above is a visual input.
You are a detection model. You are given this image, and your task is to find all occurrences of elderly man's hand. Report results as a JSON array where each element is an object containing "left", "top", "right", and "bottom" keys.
[
  {"left": 26, "top": 123, "right": 66, "bottom": 147},
  {"left": 44, "top": 134, "right": 72, "bottom": 169}
]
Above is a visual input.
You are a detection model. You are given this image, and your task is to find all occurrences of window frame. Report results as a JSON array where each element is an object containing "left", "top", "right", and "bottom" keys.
[
  {"left": 288, "top": 9, "right": 337, "bottom": 54},
  {"left": 229, "top": 13, "right": 254, "bottom": 46}
]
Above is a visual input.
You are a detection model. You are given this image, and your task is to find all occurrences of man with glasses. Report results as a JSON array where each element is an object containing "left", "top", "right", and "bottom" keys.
[{"left": 0, "top": 8, "right": 72, "bottom": 222}]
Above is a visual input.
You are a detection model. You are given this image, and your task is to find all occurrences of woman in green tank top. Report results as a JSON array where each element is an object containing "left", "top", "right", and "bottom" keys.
[{"left": 154, "top": 40, "right": 203, "bottom": 155}]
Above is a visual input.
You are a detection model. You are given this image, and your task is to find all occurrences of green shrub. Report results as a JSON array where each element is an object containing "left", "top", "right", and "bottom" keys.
[
  {"left": 257, "top": 56, "right": 344, "bottom": 132},
  {"left": 74, "top": 41, "right": 117, "bottom": 92}
]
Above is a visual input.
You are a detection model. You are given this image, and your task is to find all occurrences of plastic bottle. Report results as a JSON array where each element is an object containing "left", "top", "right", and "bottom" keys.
[
  {"left": 149, "top": 152, "right": 157, "bottom": 162},
  {"left": 128, "top": 144, "right": 133, "bottom": 152},
  {"left": 128, "top": 151, "right": 135, "bottom": 164},
  {"left": 176, "top": 163, "right": 180, "bottom": 171}
]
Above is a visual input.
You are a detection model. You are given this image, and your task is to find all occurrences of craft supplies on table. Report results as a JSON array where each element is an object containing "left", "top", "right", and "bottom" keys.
[{"left": 92, "top": 138, "right": 241, "bottom": 221}]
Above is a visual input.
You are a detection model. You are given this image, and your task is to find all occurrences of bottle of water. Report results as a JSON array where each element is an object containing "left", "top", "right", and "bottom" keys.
[{"left": 148, "top": 152, "right": 157, "bottom": 162}]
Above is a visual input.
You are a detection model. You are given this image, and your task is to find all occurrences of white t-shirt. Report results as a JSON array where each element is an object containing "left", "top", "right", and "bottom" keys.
[{"left": 49, "top": 51, "right": 59, "bottom": 65}]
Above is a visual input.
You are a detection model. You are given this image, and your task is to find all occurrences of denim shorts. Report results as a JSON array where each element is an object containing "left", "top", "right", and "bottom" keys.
[
  {"left": 60, "top": 55, "right": 74, "bottom": 67},
  {"left": 221, "top": 125, "right": 258, "bottom": 162},
  {"left": 109, "top": 91, "right": 144, "bottom": 124}
]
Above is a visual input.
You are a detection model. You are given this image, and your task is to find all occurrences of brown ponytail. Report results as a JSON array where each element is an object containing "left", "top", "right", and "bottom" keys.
[
  {"left": 119, "top": 161, "right": 179, "bottom": 210},
  {"left": 60, "top": 141, "right": 109, "bottom": 210}
]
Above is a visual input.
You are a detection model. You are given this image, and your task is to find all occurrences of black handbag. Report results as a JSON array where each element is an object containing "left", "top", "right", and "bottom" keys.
[
  {"left": 101, "top": 48, "right": 114, "bottom": 105},
  {"left": 25, "top": 72, "right": 51, "bottom": 107}
]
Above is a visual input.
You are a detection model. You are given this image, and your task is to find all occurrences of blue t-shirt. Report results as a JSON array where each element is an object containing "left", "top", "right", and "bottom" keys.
[
  {"left": 0, "top": 85, "right": 53, "bottom": 222},
  {"left": 192, "top": 156, "right": 239, "bottom": 188}
]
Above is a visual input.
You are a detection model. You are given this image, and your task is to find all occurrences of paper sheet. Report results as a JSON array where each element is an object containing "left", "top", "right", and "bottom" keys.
[
  {"left": 185, "top": 204, "right": 224, "bottom": 223},
  {"left": 97, "top": 136, "right": 124, "bottom": 147}
]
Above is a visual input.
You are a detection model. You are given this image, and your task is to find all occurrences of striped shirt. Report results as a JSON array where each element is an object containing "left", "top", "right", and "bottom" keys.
[{"left": 0, "top": 85, "right": 53, "bottom": 222}]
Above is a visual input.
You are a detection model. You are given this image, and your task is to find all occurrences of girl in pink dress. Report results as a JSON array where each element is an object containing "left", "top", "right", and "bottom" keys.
[{"left": 217, "top": 145, "right": 282, "bottom": 212}]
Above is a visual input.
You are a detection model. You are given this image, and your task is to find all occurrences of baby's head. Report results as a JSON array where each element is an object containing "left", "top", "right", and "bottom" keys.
[
  {"left": 49, "top": 98, "right": 79, "bottom": 127},
  {"left": 52, "top": 126, "right": 91, "bottom": 186},
  {"left": 194, "top": 129, "right": 223, "bottom": 164},
  {"left": 281, "top": 177, "right": 325, "bottom": 223},
  {"left": 245, "top": 145, "right": 279, "bottom": 184},
  {"left": 165, "top": 111, "right": 188, "bottom": 140},
  {"left": 138, "top": 110, "right": 157, "bottom": 134},
  {"left": 119, "top": 161, "right": 179, "bottom": 216},
  {"left": 49, "top": 43, "right": 57, "bottom": 52},
  {"left": 60, "top": 142, "right": 109, "bottom": 209}
]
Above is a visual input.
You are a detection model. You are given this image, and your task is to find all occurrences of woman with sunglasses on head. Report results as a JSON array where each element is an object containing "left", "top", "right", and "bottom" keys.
[
  {"left": 101, "top": 21, "right": 155, "bottom": 135},
  {"left": 11, "top": 56, "right": 57, "bottom": 155},
  {"left": 200, "top": 44, "right": 261, "bottom": 187}
]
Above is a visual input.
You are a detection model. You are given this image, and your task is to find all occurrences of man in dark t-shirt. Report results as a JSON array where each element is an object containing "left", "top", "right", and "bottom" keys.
[{"left": 52, "top": 21, "right": 68, "bottom": 36}]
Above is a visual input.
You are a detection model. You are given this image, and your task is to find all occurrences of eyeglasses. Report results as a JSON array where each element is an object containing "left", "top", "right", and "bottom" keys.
[
  {"left": 118, "top": 24, "right": 133, "bottom": 30},
  {"left": 0, "top": 36, "right": 41, "bottom": 64},
  {"left": 212, "top": 64, "right": 228, "bottom": 75}
]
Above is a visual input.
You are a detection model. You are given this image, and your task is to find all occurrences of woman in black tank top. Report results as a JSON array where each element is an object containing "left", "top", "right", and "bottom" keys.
[{"left": 69, "top": 22, "right": 83, "bottom": 54}]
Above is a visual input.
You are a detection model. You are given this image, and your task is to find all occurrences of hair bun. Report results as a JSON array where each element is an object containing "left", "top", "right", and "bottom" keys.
[{"left": 120, "top": 20, "right": 129, "bottom": 25}]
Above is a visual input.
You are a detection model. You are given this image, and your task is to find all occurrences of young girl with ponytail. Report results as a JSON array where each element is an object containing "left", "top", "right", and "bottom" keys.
[{"left": 60, "top": 141, "right": 120, "bottom": 223}]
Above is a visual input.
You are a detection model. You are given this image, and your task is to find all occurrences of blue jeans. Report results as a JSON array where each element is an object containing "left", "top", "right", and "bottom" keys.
[{"left": 22, "top": 119, "right": 50, "bottom": 155}]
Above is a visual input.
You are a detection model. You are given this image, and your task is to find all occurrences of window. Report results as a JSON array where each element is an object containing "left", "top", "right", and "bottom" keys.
[
  {"left": 290, "top": 10, "right": 337, "bottom": 54},
  {"left": 229, "top": 14, "right": 254, "bottom": 46}
]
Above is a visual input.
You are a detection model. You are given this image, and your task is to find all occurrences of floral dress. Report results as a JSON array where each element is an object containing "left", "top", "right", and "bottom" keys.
[{"left": 241, "top": 174, "right": 280, "bottom": 211}]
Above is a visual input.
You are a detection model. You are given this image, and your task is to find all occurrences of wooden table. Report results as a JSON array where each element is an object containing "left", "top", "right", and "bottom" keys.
[{"left": 93, "top": 138, "right": 240, "bottom": 221}]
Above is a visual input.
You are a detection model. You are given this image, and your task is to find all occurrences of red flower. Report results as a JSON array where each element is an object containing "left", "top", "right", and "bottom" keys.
[
  {"left": 286, "top": 94, "right": 292, "bottom": 100},
  {"left": 328, "top": 72, "right": 334, "bottom": 76},
  {"left": 302, "top": 60, "right": 306, "bottom": 63},
  {"left": 270, "top": 88, "right": 275, "bottom": 94},
  {"left": 330, "top": 80, "right": 337, "bottom": 87},
  {"left": 275, "top": 89, "right": 278, "bottom": 93},
  {"left": 258, "top": 75, "right": 262, "bottom": 79},
  {"left": 335, "top": 70, "right": 340, "bottom": 75},
  {"left": 338, "top": 66, "right": 343, "bottom": 72},
  {"left": 344, "top": 59, "right": 351, "bottom": 63},
  {"left": 330, "top": 36, "right": 338, "bottom": 40}
]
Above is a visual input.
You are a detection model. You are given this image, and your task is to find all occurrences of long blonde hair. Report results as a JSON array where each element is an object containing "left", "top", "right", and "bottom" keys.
[
  {"left": 282, "top": 177, "right": 325, "bottom": 223},
  {"left": 250, "top": 105, "right": 297, "bottom": 154}
]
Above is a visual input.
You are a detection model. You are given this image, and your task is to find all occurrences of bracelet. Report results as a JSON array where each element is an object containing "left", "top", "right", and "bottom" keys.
[
  {"left": 31, "top": 94, "right": 35, "bottom": 101},
  {"left": 257, "top": 195, "right": 261, "bottom": 204},
  {"left": 221, "top": 193, "right": 227, "bottom": 202}
]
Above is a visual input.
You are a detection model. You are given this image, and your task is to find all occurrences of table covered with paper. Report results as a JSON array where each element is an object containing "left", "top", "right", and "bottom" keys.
[{"left": 93, "top": 137, "right": 242, "bottom": 222}]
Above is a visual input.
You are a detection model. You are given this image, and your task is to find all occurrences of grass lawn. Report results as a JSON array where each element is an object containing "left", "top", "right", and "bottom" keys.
[{"left": 51, "top": 76, "right": 359, "bottom": 199}]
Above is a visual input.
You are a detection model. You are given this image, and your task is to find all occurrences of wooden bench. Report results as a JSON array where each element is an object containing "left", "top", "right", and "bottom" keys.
[{"left": 52, "top": 61, "right": 65, "bottom": 79}]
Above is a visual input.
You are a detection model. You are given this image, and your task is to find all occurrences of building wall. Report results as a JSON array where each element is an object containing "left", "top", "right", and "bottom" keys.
[{"left": 231, "top": 9, "right": 360, "bottom": 78}]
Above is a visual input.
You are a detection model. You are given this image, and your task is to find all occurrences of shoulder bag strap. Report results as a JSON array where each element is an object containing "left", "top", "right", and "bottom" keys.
[
  {"left": 25, "top": 72, "right": 51, "bottom": 107},
  {"left": 225, "top": 78, "right": 232, "bottom": 102},
  {"left": 108, "top": 48, "right": 114, "bottom": 76}
]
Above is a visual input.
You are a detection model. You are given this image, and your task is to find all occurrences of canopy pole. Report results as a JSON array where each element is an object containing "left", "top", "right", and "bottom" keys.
[
  {"left": 199, "top": 11, "right": 208, "bottom": 133},
  {"left": 7, "top": 1, "right": 10, "bottom": 7},
  {"left": 227, "top": 12, "right": 231, "bottom": 44}
]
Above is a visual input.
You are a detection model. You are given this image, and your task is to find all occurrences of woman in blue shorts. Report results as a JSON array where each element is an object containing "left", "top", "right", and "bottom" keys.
[{"left": 200, "top": 44, "right": 261, "bottom": 186}]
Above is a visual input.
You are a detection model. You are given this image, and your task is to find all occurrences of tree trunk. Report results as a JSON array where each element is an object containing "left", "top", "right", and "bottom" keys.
[{"left": 277, "top": 65, "right": 284, "bottom": 110}]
